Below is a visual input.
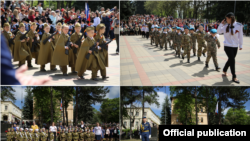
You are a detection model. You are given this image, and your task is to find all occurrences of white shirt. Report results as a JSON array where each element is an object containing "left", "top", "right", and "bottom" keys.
[
  {"left": 217, "top": 21, "right": 243, "bottom": 49},
  {"left": 94, "top": 126, "right": 102, "bottom": 135},
  {"left": 37, "top": 6, "right": 43, "bottom": 14},
  {"left": 93, "top": 17, "right": 100, "bottom": 26},
  {"left": 49, "top": 126, "right": 57, "bottom": 132}
]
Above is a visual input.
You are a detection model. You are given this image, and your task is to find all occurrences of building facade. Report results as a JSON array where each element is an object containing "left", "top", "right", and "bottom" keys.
[
  {"left": 171, "top": 97, "right": 208, "bottom": 125},
  {"left": 123, "top": 107, "right": 160, "bottom": 130},
  {"left": 1, "top": 101, "right": 22, "bottom": 122}
]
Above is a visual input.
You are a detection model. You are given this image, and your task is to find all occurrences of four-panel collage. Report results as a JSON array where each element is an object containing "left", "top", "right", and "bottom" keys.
[{"left": 1, "top": 0, "right": 250, "bottom": 141}]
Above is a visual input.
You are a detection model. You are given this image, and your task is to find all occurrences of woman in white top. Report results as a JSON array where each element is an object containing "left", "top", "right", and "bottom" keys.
[
  {"left": 94, "top": 122, "right": 102, "bottom": 141},
  {"left": 49, "top": 122, "right": 57, "bottom": 141},
  {"left": 217, "top": 12, "right": 243, "bottom": 83}
]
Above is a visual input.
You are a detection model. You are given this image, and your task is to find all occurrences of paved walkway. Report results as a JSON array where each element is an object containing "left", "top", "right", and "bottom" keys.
[
  {"left": 120, "top": 35, "right": 250, "bottom": 86},
  {"left": 12, "top": 41, "right": 120, "bottom": 86}
]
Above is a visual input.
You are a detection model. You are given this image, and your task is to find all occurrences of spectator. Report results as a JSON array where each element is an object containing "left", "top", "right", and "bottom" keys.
[
  {"left": 31, "top": 121, "right": 38, "bottom": 132},
  {"left": 49, "top": 11, "right": 56, "bottom": 25},
  {"left": 112, "top": 12, "right": 119, "bottom": 54},
  {"left": 37, "top": 3, "right": 43, "bottom": 14},
  {"left": 18, "top": 9, "right": 26, "bottom": 22},
  {"left": 28, "top": 10, "right": 35, "bottom": 22}
]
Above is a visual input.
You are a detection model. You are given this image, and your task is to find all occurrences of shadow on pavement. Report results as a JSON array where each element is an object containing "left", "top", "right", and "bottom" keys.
[
  {"left": 192, "top": 67, "right": 215, "bottom": 77},
  {"left": 212, "top": 75, "right": 235, "bottom": 86}
]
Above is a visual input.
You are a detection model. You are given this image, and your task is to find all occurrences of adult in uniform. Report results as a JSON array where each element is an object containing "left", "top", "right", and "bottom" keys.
[
  {"left": 37, "top": 23, "right": 57, "bottom": 71},
  {"left": 189, "top": 27, "right": 197, "bottom": 56},
  {"left": 52, "top": 24, "right": 74, "bottom": 76},
  {"left": 95, "top": 23, "right": 109, "bottom": 80},
  {"left": 196, "top": 25, "right": 207, "bottom": 61},
  {"left": 204, "top": 29, "right": 221, "bottom": 71},
  {"left": 75, "top": 26, "right": 105, "bottom": 80},
  {"left": 140, "top": 117, "right": 151, "bottom": 141},
  {"left": 27, "top": 22, "right": 40, "bottom": 64},
  {"left": 181, "top": 26, "right": 193, "bottom": 63},
  {"left": 13, "top": 23, "right": 32, "bottom": 67}
]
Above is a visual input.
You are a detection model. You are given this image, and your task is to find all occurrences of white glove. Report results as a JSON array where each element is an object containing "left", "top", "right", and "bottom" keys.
[
  {"left": 149, "top": 135, "right": 151, "bottom": 138},
  {"left": 140, "top": 135, "right": 141, "bottom": 139}
]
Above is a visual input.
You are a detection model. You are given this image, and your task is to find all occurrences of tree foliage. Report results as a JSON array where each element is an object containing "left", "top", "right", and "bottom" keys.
[
  {"left": 23, "top": 87, "right": 33, "bottom": 120},
  {"left": 1, "top": 86, "right": 16, "bottom": 103},
  {"left": 99, "top": 98, "right": 119, "bottom": 123},
  {"left": 160, "top": 95, "right": 171, "bottom": 125}
]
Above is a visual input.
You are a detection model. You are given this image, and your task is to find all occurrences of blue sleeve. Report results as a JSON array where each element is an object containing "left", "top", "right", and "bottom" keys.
[
  {"left": 149, "top": 123, "right": 151, "bottom": 135},
  {"left": 1, "top": 36, "right": 21, "bottom": 85}
]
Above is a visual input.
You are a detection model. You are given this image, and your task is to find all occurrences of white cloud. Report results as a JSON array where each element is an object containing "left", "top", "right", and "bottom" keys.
[
  {"left": 144, "top": 91, "right": 169, "bottom": 111},
  {"left": 222, "top": 107, "right": 230, "bottom": 115},
  {"left": 12, "top": 86, "right": 27, "bottom": 101},
  {"left": 105, "top": 86, "right": 120, "bottom": 99}
]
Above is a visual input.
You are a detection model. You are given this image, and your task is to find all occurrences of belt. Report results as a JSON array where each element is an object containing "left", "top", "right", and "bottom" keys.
[{"left": 142, "top": 130, "right": 149, "bottom": 132}]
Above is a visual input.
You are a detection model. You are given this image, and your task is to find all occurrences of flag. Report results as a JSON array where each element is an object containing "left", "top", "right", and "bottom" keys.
[
  {"left": 60, "top": 99, "right": 62, "bottom": 111},
  {"left": 215, "top": 102, "right": 218, "bottom": 115},
  {"left": 85, "top": 2, "right": 90, "bottom": 26}
]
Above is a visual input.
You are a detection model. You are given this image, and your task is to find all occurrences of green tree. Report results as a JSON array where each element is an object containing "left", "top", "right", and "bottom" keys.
[
  {"left": 1, "top": 86, "right": 16, "bottom": 103},
  {"left": 22, "top": 87, "right": 33, "bottom": 120},
  {"left": 160, "top": 95, "right": 171, "bottom": 125},
  {"left": 92, "top": 109, "right": 101, "bottom": 124},
  {"left": 224, "top": 108, "right": 249, "bottom": 125},
  {"left": 99, "top": 98, "right": 119, "bottom": 123},
  {"left": 120, "top": 1, "right": 135, "bottom": 21}
]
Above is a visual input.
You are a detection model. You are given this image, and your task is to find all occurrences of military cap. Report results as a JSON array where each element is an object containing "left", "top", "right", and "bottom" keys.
[
  {"left": 56, "top": 19, "right": 63, "bottom": 25},
  {"left": 85, "top": 26, "right": 94, "bottom": 32},
  {"left": 30, "top": 22, "right": 37, "bottom": 26},
  {"left": 210, "top": 29, "right": 217, "bottom": 33},
  {"left": 44, "top": 23, "right": 49, "bottom": 28},
  {"left": 172, "top": 27, "right": 176, "bottom": 29},
  {"left": 226, "top": 12, "right": 234, "bottom": 17},
  {"left": 184, "top": 25, "right": 189, "bottom": 30},
  {"left": 189, "top": 27, "right": 194, "bottom": 30},
  {"left": 19, "top": 23, "right": 25, "bottom": 28},
  {"left": 25, "top": 128, "right": 28, "bottom": 130},
  {"left": 200, "top": 24, "right": 204, "bottom": 27},
  {"left": 176, "top": 27, "right": 181, "bottom": 30},
  {"left": 30, "top": 129, "right": 33, "bottom": 131},
  {"left": 154, "top": 26, "right": 157, "bottom": 28},
  {"left": 3, "top": 22, "right": 10, "bottom": 27},
  {"left": 75, "top": 23, "right": 81, "bottom": 28},
  {"left": 96, "top": 23, "right": 105, "bottom": 31},
  {"left": 20, "top": 128, "right": 23, "bottom": 130}
]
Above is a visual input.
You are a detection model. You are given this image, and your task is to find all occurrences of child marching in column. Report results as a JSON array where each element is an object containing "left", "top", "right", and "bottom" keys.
[
  {"left": 175, "top": 27, "right": 182, "bottom": 58},
  {"left": 149, "top": 27, "right": 154, "bottom": 45},
  {"left": 204, "top": 29, "right": 221, "bottom": 71},
  {"left": 181, "top": 26, "right": 193, "bottom": 63},
  {"left": 166, "top": 27, "right": 172, "bottom": 49},
  {"left": 196, "top": 25, "right": 207, "bottom": 61},
  {"left": 27, "top": 22, "right": 40, "bottom": 64},
  {"left": 189, "top": 27, "right": 197, "bottom": 56}
]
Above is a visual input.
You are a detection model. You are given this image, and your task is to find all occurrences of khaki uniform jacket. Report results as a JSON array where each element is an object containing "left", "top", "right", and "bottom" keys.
[
  {"left": 52, "top": 33, "right": 70, "bottom": 66},
  {"left": 40, "top": 132, "right": 48, "bottom": 141},
  {"left": 75, "top": 36, "right": 105, "bottom": 72},
  {"left": 94, "top": 34, "right": 109, "bottom": 67},
  {"left": 13, "top": 31, "right": 32, "bottom": 61},
  {"left": 2, "top": 30, "right": 14, "bottom": 54},
  {"left": 84, "top": 133, "right": 91, "bottom": 141},
  {"left": 27, "top": 30, "right": 40, "bottom": 58},
  {"left": 37, "top": 32, "right": 54, "bottom": 65},
  {"left": 70, "top": 32, "right": 83, "bottom": 56}
]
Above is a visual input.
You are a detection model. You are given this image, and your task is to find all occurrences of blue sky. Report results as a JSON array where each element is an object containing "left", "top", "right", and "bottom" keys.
[
  {"left": 10, "top": 86, "right": 120, "bottom": 111},
  {"left": 133, "top": 87, "right": 250, "bottom": 118}
]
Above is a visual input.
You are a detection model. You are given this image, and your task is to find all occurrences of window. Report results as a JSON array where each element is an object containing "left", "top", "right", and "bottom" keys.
[
  {"left": 136, "top": 121, "right": 139, "bottom": 127},
  {"left": 176, "top": 117, "right": 178, "bottom": 123},
  {"left": 124, "top": 122, "right": 127, "bottom": 127},
  {"left": 143, "top": 112, "right": 147, "bottom": 116},
  {"left": 201, "top": 108, "right": 203, "bottom": 113},
  {"left": 130, "top": 112, "right": 133, "bottom": 116},
  {"left": 201, "top": 117, "right": 203, "bottom": 123},
  {"left": 5, "top": 106, "right": 8, "bottom": 111},
  {"left": 136, "top": 112, "right": 139, "bottom": 116},
  {"left": 197, "top": 117, "right": 199, "bottom": 123}
]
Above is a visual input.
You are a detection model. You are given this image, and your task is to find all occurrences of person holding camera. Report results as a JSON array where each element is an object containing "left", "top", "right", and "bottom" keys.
[{"left": 217, "top": 12, "right": 243, "bottom": 84}]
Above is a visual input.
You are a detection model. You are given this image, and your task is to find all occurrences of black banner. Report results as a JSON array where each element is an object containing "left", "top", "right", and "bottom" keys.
[{"left": 159, "top": 125, "right": 250, "bottom": 140}]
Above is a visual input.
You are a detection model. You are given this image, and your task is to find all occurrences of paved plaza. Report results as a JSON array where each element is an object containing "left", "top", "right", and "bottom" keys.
[
  {"left": 120, "top": 35, "right": 250, "bottom": 86},
  {"left": 12, "top": 41, "right": 120, "bottom": 86}
]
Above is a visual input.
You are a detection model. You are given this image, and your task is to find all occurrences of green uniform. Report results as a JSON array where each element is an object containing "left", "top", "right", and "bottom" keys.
[
  {"left": 41, "top": 132, "right": 48, "bottom": 141},
  {"left": 60, "top": 132, "right": 67, "bottom": 141},
  {"left": 135, "top": 27, "right": 139, "bottom": 35},
  {"left": 204, "top": 34, "right": 220, "bottom": 67},
  {"left": 79, "top": 132, "right": 85, "bottom": 140},
  {"left": 49, "top": 132, "right": 54, "bottom": 141},
  {"left": 33, "top": 132, "right": 40, "bottom": 141},
  {"left": 190, "top": 32, "right": 197, "bottom": 54},
  {"left": 166, "top": 30, "right": 172, "bottom": 47},
  {"left": 6, "top": 131, "right": 12, "bottom": 141},
  {"left": 171, "top": 31, "right": 177, "bottom": 50},
  {"left": 160, "top": 32, "right": 170, "bottom": 49},
  {"left": 84, "top": 133, "right": 91, "bottom": 141},
  {"left": 181, "top": 33, "right": 193, "bottom": 60},
  {"left": 90, "top": 132, "right": 95, "bottom": 141},
  {"left": 175, "top": 32, "right": 183, "bottom": 56},
  {"left": 196, "top": 30, "right": 207, "bottom": 57},
  {"left": 67, "top": 132, "right": 73, "bottom": 141},
  {"left": 28, "top": 132, "right": 33, "bottom": 141},
  {"left": 23, "top": 131, "right": 28, "bottom": 141},
  {"left": 149, "top": 30, "right": 154, "bottom": 45},
  {"left": 154, "top": 30, "right": 160, "bottom": 46},
  {"left": 73, "top": 132, "right": 79, "bottom": 141}
]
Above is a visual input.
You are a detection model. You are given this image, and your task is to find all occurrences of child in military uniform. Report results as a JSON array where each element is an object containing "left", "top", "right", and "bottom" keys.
[
  {"left": 160, "top": 27, "right": 170, "bottom": 50},
  {"left": 149, "top": 28, "right": 154, "bottom": 45},
  {"left": 37, "top": 23, "right": 57, "bottom": 71},
  {"left": 175, "top": 27, "right": 182, "bottom": 58},
  {"left": 181, "top": 26, "right": 193, "bottom": 63},
  {"left": 75, "top": 26, "right": 105, "bottom": 81},
  {"left": 171, "top": 27, "right": 177, "bottom": 51},
  {"left": 84, "top": 130, "right": 91, "bottom": 141},
  {"left": 204, "top": 29, "right": 221, "bottom": 71},
  {"left": 28, "top": 129, "right": 33, "bottom": 141},
  {"left": 189, "top": 27, "right": 197, "bottom": 56},
  {"left": 166, "top": 27, "right": 172, "bottom": 49},
  {"left": 60, "top": 129, "right": 66, "bottom": 141},
  {"left": 67, "top": 129, "right": 73, "bottom": 141},
  {"left": 34, "top": 129, "right": 40, "bottom": 141},
  {"left": 13, "top": 23, "right": 32, "bottom": 67},
  {"left": 2, "top": 23, "right": 14, "bottom": 54},
  {"left": 7, "top": 128, "right": 12, "bottom": 141},
  {"left": 53, "top": 22, "right": 62, "bottom": 45},
  {"left": 27, "top": 22, "right": 40, "bottom": 64},
  {"left": 79, "top": 129, "right": 85, "bottom": 141},
  {"left": 135, "top": 25, "right": 139, "bottom": 35},
  {"left": 41, "top": 129, "right": 48, "bottom": 141},
  {"left": 73, "top": 129, "right": 79, "bottom": 141},
  {"left": 154, "top": 26, "right": 160, "bottom": 47},
  {"left": 196, "top": 25, "right": 207, "bottom": 61},
  {"left": 23, "top": 128, "right": 28, "bottom": 141},
  {"left": 49, "top": 129, "right": 54, "bottom": 141}
]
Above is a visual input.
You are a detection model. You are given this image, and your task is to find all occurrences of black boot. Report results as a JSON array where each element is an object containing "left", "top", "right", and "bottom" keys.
[
  {"left": 198, "top": 57, "right": 200, "bottom": 61},
  {"left": 193, "top": 53, "right": 196, "bottom": 56},
  {"left": 182, "top": 55, "right": 184, "bottom": 60},
  {"left": 176, "top": 52, "right": 178, "bottom": 55},
  {"left": 156, "top": 44, "right": 158, "bottom": 47},
  {"left": 205, "top": 64, "right": 209, "bottom": 68},
  {"left": 216, "top": 66, "right": 221, "bottom": 71},
  {"left": 187, "top": 59, "right": 190, "bottom": 63},
  {"left": 203, "top": 53, "right": 206, "bottom": 57},
  {"left": 178, "top": 54, "right": 180, "bottom": 58}
]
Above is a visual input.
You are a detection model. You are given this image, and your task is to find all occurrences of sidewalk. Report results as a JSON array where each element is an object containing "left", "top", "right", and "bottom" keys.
[{"left": 120, "top": 35, "right": 250, "bottom": 86}]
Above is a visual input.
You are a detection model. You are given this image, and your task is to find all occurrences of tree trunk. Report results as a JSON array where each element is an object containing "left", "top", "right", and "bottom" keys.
[
  {"left": 68, "top": 1, "right": 71, "bottom": 9},
  {"left": 66, "top": 109, "right": 68, "bottom": 126},
  {"left": 75, "top": 87, "right": 79, "bottom": 126},
  {"left": 31, "top": 1, "right": 33, "bottom": 7},
  {"left": 206, "top": 87, "right": 209, "bottom": 125},
  {"left": 62, "top": 87, "right": 65, "bottom": 126},
  {"left": 130, "top": 103, "right": 132, "bottom": 139},
  {"left": 50, "top": 87, "right": 54, "bottom": 124},
  {"left": 195, "top": 87, "right": 198, "bottom": 125}
]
